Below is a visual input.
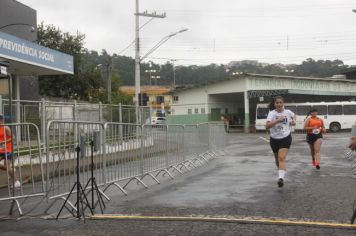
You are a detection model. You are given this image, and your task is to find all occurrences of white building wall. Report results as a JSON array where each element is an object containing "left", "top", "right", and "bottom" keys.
[
  {"left": 207, "top": 78, "right": 247, "bottom": 94},
  {"left": 172, "top": 78, "right": 248, "bottom": 116},
  {"left": 171, "top": 86, "right": 209, "bottom": 115}
]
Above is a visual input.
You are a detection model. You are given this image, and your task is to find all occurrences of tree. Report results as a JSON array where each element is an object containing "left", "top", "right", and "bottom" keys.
[
  {"left": 37, "top": 22, "right": 95, "bottom": 99},
  {"left": 37, "top": 23, "right": 132, "bottom": 104}
]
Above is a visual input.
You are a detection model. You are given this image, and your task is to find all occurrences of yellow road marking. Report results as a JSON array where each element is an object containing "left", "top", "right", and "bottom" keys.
[{"left": 91, "top": 215, "right": 356, "bottom": 229}]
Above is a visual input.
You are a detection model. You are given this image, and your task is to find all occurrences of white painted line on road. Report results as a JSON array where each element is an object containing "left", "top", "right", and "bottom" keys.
[{"left": 91, "top": 214, "right": 356, "bottom": 229}]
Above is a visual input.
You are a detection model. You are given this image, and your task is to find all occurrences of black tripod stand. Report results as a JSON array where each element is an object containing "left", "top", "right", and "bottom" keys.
[
  {"left": 351, "top": 207, "right": 356, "bottom": 224},
  {"left": 83, "top": 140, "right": 106, "bottom": 212},
  {"left": 56, "top": 146, "right": 93, "bottom": 219}
]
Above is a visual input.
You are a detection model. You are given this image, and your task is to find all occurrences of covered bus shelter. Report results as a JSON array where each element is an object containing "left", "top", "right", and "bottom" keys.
[{"left": 169, "top": 73, "right": 356, "bottom": 132}]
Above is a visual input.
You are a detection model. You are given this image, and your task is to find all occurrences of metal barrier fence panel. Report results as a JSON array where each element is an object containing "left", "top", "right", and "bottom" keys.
[
  {"left": 184, "top": 124, "right": 200, "bottom": 158},
  {"left": 197, "top": 123, "right": 210, "bottom": 154},
  {"left": 0, "top": 120, "right": 225, "bottom": 216},
  {"left": 46, "top": 121, "right": 105, "bottom": 199},
  {"left": 0, "top": 123, "right": 45, "bottom": 215},
  {"left": 104, "top": 123, "right": 143, "bottom": 184},
  {"left": 345, "top": 149, "right": 356, "bottom": 178},
  {"left": 0, "top": 98, "right": 151, "bottom": 145},
  {"left": 142, "top": 125, "right": 168, "bottom": 173},
  {"left": 209, "top": 123, "right": 226, "bottom": 151},
  {"left": 167, "top": 125, "right": 185, "bottom": 167}
]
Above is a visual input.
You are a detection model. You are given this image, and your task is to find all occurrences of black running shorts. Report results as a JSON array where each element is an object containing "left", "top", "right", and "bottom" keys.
[
  {"left": 306, "top": 133, "right": 323, "bottom": 145},
  {"left": 270, "top": 135, "right": 292, "bottom": 154}
]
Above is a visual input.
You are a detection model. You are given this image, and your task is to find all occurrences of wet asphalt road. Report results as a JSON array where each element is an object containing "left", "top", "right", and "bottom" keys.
[{"left": 1, "top": 132, "right": 356, "bottom": 235}]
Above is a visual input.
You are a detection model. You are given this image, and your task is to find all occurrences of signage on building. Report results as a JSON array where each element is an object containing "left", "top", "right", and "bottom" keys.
[
  {"left": 0, "top": 31, "right": 73, "bottom": 74},
  {"left": 0, "top": 61, "right": 9, "bottom": 78},
  {"left": 0, "top": 65, "right": 7, "bottom": 77},
  {"left": 248, "top": 77, "right": 356, "bottom": 94}
]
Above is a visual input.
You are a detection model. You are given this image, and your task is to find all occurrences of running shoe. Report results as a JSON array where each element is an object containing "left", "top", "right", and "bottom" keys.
[
  {"left": 312, "top": 160, "right": 316, "bottom": 167},
  {"left": 316, "top": 164, "right": 320, "bottom": 170},
  {"left": 277, "top": 178, "right": 284, "bottom": 188}
]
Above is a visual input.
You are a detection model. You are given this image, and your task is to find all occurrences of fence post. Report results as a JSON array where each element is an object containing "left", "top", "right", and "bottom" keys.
[
  {"left": 119, "top": 103, "right": 122, "bottom": 123},
  {"left": 183, "top": 125, "right": 186, "bottom": 161},
  {"left": 41, "top": 98, "right": 46, "bottom": 145},
  {"left": 73, "top": 100, "right": 78, "bottom": 143},
  {"left": 119, "top": 103, "right": 123, "bottom": 139},
  {"left": 208, "top": 123, "right": 211, "bottom": 152},
  {"left": 166, "top": 125, "right": 169, "bottom": 169},
  {"left": 102, "top": 124, "right": 107, "bottom": 185},
  {"left": 73, "top": 100, "right": 77, "bottom": 121},
  {"left": 99, "top": 102, "right": 103, "bottom": 122},
  {"left": 140, "top": 125, "right": 144, "bottom": 176}
]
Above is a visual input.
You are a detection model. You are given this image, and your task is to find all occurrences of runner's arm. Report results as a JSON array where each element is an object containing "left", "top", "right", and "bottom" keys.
[
  {"left": 0, "top": 126, "right": 12, "bottom": 144},
  {"left": 304, "top": 118, "right": 313, "bottom": 130},
  {"left": 290, "top": 112, "right": 296, "bottom": 126},
  {"left": 321, "top": 119, "right": 326, "bottom": 133},
  {"left": 349, "top": 137, "right": 356, "bottom": 151}
]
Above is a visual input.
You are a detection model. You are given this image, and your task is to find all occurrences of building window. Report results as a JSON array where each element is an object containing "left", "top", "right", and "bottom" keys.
[
  {"left": 188, "top": 109, "right": 192, "bottom": 114},
  {"left": 201, "top": 108, "right": 205, "bottom": 114},
  {"left": 225, "top": 108, "right": 228, "bottom": 114},
  {"left": 194, "top": 108, "right": 199, "bottom": 114},
  {"left": 156, "top": 96, "right": 164, "bottom": 103},
  {"left": 173, "top": 96, "right": 179, "bottom": 101}
]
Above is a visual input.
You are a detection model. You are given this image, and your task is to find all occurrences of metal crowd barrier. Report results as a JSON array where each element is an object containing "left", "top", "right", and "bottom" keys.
[
  {"left": 0, "top": 120, "right": 226, "bottom": 216},
  {"left": 45, "top": 120, "right": 107, "bottom": 212},
  {"left": 0, "top": 123, "right": 45, "bottom": 216},
  {"left": 103, "top": 123, "right": 146, "bottom": 194},
  {"left": 208, "top": 123, "right": 227, "bottom": 155},
  {"left": 344, "top": 148, "right": 356, "bottom": 179}
]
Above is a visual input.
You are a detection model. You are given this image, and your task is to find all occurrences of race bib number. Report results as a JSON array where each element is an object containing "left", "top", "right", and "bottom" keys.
[
  {"left": 275, "top": 116, "right": 288, "bottom": 134},
  {"left": 312, "top": 128, "right": 320, "bottom": 134}
]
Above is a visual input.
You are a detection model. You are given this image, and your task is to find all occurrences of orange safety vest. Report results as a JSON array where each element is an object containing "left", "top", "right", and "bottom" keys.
[
  {"left": 0, "top": 126, "right": 12, "bottom": 153},
  {"left": 307, "top": 117, "right": 324, "bottom": 134}
]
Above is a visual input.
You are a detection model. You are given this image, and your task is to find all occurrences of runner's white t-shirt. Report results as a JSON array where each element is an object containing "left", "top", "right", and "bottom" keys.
[{"left": 266, "top": 109, "right": 295, "bottom": 139}]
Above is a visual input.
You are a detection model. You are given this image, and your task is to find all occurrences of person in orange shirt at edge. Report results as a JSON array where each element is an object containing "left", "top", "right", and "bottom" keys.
[
  {"left": 0, "top": 115, "right": 20, "bottom": 188},
  {"left": 304, "top": 109, "right": 326, "bottom": 170}
]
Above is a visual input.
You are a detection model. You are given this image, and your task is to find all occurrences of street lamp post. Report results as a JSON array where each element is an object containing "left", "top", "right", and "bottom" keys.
[{"left": 140, "top": 28, "right": 189, "bottom": 61}]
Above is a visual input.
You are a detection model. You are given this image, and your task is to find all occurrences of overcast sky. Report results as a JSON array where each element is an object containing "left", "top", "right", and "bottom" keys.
[{"left": 20, "top": 0, "right": 356, "bottom": 66}]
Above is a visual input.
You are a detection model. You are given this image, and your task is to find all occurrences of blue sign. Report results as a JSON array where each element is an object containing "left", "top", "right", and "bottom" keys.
[{"left": 0, "top": 31, "right": 73, "bottom": 74}]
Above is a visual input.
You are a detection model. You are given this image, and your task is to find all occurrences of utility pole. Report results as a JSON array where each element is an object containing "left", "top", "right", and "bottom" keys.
[
  {"left": 134, "top": 0, "right": 166, "bottom": 106},
  {"left": 170, "top": 59, "right": 177, "bottom": 88},
  {"left": 134, "top": 0, "right": 140, "bottom": 106}
]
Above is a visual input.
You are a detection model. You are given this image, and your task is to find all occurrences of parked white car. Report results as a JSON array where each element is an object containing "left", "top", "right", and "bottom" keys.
[{"left": 151, "top": 117, "right": 166, "bottom": 125}]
